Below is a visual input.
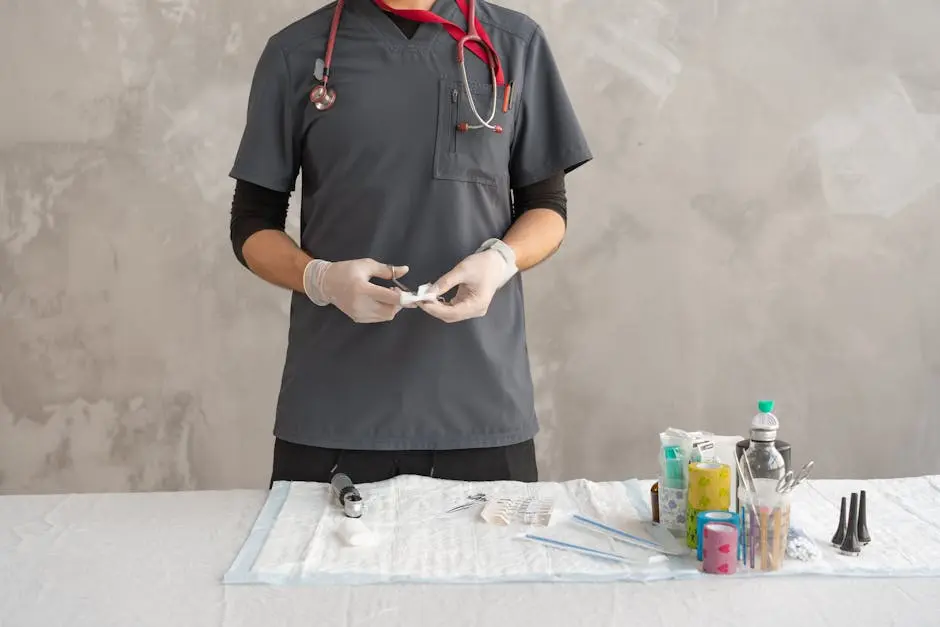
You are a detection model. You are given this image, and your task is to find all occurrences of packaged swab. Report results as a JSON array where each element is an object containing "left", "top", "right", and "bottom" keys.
[{"left": 481, "top": 496, "right": 555, "bottom": 526}]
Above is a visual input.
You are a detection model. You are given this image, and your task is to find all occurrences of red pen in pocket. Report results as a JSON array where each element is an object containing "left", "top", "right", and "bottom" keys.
[{"left": 503, "top": 80, "right": 514, "bottom": 113}]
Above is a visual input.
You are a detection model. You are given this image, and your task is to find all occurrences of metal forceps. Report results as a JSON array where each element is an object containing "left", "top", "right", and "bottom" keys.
[
  {"left": 777, "top": 461, "right": 815, "bottom": 494},
  {"left": 444, "top": 493, "right": 487, "bottom": 514}
]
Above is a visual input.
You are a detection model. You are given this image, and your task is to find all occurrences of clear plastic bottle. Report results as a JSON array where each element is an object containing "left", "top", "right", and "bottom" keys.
[{"left": 744, "top": 400, "right": 786, "bottom": 481}]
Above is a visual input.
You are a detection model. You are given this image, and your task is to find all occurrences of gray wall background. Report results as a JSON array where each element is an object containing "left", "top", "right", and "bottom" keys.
[{"left": 2, "top": 0, "right": 939, "bottom": 495}]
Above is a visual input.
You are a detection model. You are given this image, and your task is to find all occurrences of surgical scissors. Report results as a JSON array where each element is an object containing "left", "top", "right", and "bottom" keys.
[
  {"left": 389, "top": 265, "right": 411, "bottom": 293},
  {"left": 776, "top": 461, "right": 814, "bottom": 494}
]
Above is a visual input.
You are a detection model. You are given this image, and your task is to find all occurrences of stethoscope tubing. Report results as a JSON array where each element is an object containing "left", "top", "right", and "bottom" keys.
[
  {"left": 312, "top": 0, "right": 500, "bottom": 130},
  {"left": 458, "top": 35, "right": 499, "bottom": 131}
]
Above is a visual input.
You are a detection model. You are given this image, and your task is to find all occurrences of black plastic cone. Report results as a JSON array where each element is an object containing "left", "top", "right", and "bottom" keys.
[
  {"left": 857, "top": 489, "right": 871, "bottom": 545},
  {"left": 840, "top": 492, "right": 861, "bottom": 555},
  {"left": 831, "top": 496, "right": 847, "bottom": 546}
]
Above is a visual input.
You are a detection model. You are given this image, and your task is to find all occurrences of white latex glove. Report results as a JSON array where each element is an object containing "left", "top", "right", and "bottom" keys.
[
  {"left": 418, "top": 249, "right": 513, "bottom": 323},
  {"left": 303, "top": 258, "right": 407, "bottom": 323}
]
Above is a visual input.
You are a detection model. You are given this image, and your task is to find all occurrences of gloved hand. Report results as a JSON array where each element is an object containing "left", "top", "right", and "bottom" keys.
[
  {"left": 304, "top": 258, "right": 407, "bottom": 323},
  {"left": 418, "top": 249, "right": 514, "bottom": 323}
]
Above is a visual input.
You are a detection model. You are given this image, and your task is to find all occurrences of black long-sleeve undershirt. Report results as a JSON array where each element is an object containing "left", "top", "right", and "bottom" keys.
[{"left": 230, "top": 175, "right": 568, "bottom": 269}]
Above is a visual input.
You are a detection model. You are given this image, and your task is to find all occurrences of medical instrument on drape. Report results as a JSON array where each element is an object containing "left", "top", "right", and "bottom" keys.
[
  {"left": 481, "top": 496, "right": 555, "bottom": 526},
  {"left": 857, "top": 490, "right": 871, "bottom": 544},
  {"left": 832, "top": 490, "right": 870, "bottom": 555},
  {"left": 776, "top": 460, "right": 814, "bottom": 494},
  {"left": 572, "top": 514, "right": 682, "bottom": 556},
  {"left": 331, "top": 472, "right": 364, "bottom": 518},
  {"left": 839, "top": 492, "right": 862, "bottom": 556},
  {"left": 520, "top": 533, "right": 644, "bottom": 564},
  {"left": 443, "top": 492, "right": 487, "bottom": 514},
  {"left": 734, "top": 454, "right": 759, "bottom": 517},
  {"left": 311, "top": 0, "right": 506, "bottom": 133}
]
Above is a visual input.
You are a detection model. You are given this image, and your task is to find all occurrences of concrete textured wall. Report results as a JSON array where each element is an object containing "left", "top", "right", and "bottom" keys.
[{"left": 2, "top": 0, "right": 939, "bottom": 494}]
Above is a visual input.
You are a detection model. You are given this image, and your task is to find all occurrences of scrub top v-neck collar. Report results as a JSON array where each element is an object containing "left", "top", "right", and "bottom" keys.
[{"left": 352, "top": 0, "right": 463, "bottom": 49}]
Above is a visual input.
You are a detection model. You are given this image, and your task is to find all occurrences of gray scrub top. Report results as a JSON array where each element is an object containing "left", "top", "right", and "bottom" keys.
[{"left": 230, "top": 0, "right": 593, "bottom": 451}]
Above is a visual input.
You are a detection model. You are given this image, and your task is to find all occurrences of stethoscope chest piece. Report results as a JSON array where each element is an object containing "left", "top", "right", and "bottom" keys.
[
  {"left": 457, "top": 121, "right": 503, "bottom": 134},
  {"left": 310, "top": 84, "right": 336, "bottom": 111}
]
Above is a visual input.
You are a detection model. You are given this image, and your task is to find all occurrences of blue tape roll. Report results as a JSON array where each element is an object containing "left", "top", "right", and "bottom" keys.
[{"left": 696, "top": 510, "right": 740, "bottom": 561}]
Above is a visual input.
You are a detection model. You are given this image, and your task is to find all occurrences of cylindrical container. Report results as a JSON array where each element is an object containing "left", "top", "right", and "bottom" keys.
[
  {"left": 688, "top": 462, "right": 732, "bottom": 510},
  {"left": 686, "top": 462, "right": 732, "bottom": 549},
  {"left": 745, "top": 442, "right": 786, "bottom": 482},
  {"left": 702, "top": 522, "right": 738, "bottom": 575},
  {"left": 740, "top": 492, "right": 791, "bottom": 572},
  {"left": 735, "top": 439, "right": 790, "bottom": 508},
  {"left": 735, "top": 439, "right": 791, "bottom": 471},
  {"left": 651, "top": 482, "right": 660, "bottom": 523},
  {"left": 659, "top": 485, "right": 687, "bottom": 533},
  {"left": 695, "top": 510, "right": 740, "bottom": 560}
]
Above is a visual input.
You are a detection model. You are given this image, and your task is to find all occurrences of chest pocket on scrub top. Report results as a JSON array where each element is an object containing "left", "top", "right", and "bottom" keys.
[{"left": 433, "top": 79, "right": 513, "bottom": 187}]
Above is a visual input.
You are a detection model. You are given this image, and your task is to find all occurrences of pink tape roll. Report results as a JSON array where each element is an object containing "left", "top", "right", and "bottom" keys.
[{"left": 702, "top": 521, "right": 738, "bottom": 575}]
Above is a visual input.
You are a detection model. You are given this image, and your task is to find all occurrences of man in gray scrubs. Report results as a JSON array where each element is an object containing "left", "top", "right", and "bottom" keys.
[{"left": 229, "top": 0, "right": 592, "bottom": 485}]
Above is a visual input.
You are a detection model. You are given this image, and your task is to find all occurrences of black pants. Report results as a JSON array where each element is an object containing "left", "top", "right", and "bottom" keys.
[{"left": 270, "top": 438, "right": 538, "bottom": 485}]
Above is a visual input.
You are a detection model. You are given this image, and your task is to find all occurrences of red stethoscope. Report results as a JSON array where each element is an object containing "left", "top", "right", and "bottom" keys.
[{"left": 310, "top": 0, "right": 507, "bottom": 134}]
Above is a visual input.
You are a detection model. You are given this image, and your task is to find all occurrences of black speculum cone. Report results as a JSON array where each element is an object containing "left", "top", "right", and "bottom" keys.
[
  {"left": 857, "top": 489, "right": 871, "bottom": 545},
  {"left": 831, "top": 496, "right": 847, "bottom": 546},
  {"left": 840, "top": 492, "right": 861, "bottom": 555}
]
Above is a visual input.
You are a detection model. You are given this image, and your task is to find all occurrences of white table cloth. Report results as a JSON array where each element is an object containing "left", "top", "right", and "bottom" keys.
[{"left": 2, "top": 486, "right": 939, "bottom": 627}]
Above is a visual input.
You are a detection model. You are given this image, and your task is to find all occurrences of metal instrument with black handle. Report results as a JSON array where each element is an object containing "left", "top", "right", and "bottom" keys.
[{"left": 330, "top": 473, "right": 363, "bottom": 518}]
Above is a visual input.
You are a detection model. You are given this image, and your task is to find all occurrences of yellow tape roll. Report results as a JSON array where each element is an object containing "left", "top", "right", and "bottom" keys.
[
  {"left": 688, "top": 462, "right": 732, "bottom": 511},
  {"left": 686, "top": 462, "right": 732, "bottom": 548}
]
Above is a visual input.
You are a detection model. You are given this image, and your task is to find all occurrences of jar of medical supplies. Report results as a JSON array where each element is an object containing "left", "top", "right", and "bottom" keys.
[
  {"left": 740, "top": 489, "right": 791, "bottom": 572},
  {"left": 743, "top": 400, "right": 787, "bottom": 482}
]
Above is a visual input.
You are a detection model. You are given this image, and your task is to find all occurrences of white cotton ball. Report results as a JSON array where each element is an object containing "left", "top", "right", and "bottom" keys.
[{"left": 338, "top": 518, "right": 378, "bottom": 547}]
